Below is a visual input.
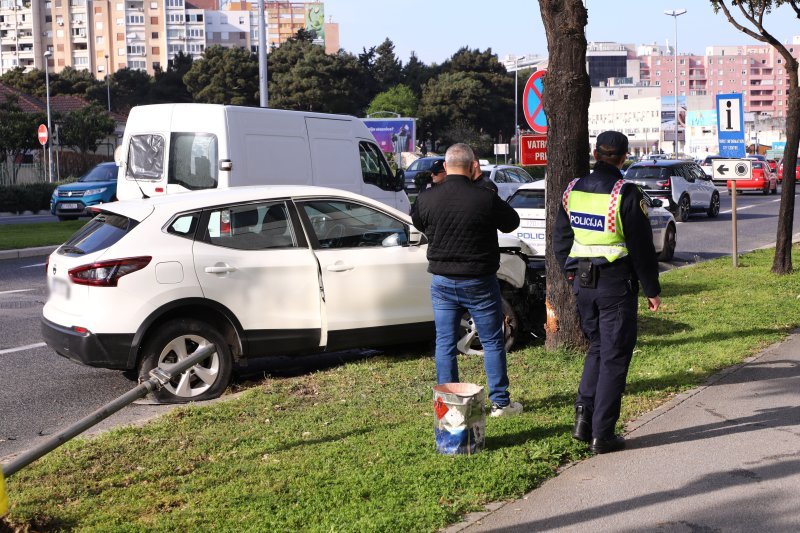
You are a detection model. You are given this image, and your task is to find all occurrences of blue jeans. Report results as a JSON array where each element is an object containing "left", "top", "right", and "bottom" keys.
[{"left": 431, "top": 274, "right": 510, "bottom": 406}]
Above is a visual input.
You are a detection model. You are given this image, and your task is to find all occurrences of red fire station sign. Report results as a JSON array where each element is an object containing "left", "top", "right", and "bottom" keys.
[
  {"left": 38, "top": 124, "right": 48, "bottom": 146},
  {"left": 520, "top": 134, "right": 547, "bottom": 166}
]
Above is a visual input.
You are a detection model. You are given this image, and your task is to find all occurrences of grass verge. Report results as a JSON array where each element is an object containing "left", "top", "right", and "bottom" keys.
[
  {"left": 3, "top": 246, "right": 800, "bottom": 532},
  {"left": 0, "top": 221, "right": 85, "bottom": 250}
]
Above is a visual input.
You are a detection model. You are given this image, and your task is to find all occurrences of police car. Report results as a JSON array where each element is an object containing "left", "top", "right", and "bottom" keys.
[{"left": 501, "top": 180, "right": 677, "bottom": 262}]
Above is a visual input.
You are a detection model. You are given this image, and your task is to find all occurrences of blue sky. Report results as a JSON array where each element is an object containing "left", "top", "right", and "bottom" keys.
[{"left": 321, "top": 0, "right": 800, "bottom": 64}]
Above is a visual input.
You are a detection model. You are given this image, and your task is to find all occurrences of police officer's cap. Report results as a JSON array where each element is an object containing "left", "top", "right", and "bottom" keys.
[
  {"left": 430, "top": 159, "right": 446, "bottom": 174},
  {"left": 596, "top": 131, "right": 629, "bottom": 157}
]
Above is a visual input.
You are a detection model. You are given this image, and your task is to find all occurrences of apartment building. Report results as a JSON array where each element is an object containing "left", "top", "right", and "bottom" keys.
[{"left": 0, "top": 0, "right": 332, "bottom": 80}]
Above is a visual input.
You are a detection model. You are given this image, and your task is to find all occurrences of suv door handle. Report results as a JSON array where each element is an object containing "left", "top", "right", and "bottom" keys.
[
  {"left": 326, "top": 263, "right": 354, "bottom": 272},
  {"left": 205, "top": 264, "right": 237, "bottom": 274}
]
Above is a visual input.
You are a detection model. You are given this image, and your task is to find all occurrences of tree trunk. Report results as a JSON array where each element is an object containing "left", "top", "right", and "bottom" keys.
[
  {"left": 539, "top": 0, "right": 591, "bottom": 350},
  {"left": 773, "top": 58, "right": 798, "bottom": 274}
]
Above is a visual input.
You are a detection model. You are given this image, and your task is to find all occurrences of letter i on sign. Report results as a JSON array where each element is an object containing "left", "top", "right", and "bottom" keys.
[{"left": 726, "top": 101, "right": 732, "bottom": 131}]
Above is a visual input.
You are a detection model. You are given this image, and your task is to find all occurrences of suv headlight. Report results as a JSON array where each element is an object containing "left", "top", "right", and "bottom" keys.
[{"left": 84, "top": 187, "right": 107, "bottom": 195}]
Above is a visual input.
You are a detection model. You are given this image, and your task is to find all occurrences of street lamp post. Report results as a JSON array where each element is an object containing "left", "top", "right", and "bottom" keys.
[
  {"left": 44, "top": 50, "right": 53, "bottom": 183},
  {"left": 104, "top": 54, "right": 111, "bottom": 112},
  {"left": 665, "top": 9, "right": 686, "bottom": 158},
  {"left": 257, "top": 0, "right": 268, "bottom": 107}
]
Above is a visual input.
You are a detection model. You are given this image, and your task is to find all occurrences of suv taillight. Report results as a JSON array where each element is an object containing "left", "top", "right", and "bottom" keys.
[
  {"left": 656, "top": 178, "right": 671, "bottom": 189},
  {"left": 69, "top": 256, "right": 152, "bottom": 287}
]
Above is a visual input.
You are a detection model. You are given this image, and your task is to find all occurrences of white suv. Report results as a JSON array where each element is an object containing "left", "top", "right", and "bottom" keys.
[
  {"left": 42, "top": 186, "right": 543, "bottom": 402},
  {"left": 624, "top": 160, "right": 720, "bottom": 222}
]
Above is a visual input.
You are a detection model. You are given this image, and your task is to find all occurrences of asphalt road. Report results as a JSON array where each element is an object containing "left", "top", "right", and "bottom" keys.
[{"left": 0, "top": 185, "right": 797, "bottom": 461}]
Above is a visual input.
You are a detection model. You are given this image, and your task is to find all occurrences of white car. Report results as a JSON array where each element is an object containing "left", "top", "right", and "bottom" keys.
[
  {"left": 624, "top": 160, "right": 719, "bottom": 222},
  {"left": 478, "top": 165, "right": 538, "bottom": 201},
  {"left": 501, "top": 181, "right": 677, "bottom": 262},
  {"left": 42, "top": 186, "right": 544, "bottom": 402}
]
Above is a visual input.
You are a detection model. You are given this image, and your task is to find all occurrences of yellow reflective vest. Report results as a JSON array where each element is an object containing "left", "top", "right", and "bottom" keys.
[{"left": 562, "top": 178, "right": 629, "bottom": 263}]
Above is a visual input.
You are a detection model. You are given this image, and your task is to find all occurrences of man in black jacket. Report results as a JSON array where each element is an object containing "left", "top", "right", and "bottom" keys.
[
  {"left": 553, "top": 131, "right": 662, "bottom": 453},
  {"left": 411, "top": 143, "right": 523, "bottom": 417}
]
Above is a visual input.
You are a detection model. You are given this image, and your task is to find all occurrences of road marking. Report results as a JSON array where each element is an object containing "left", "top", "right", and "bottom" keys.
[
  {"left": 21, "top": 262, "right": 46, "bottom": 269},
  {"left": 720, "top": 204, "right": 758, "bottom": 215},
  {"left": 0, "top": 289, "right": 34, "bottom": 295},
  {"left": 0, "top": 342, "right": 46, "bottom": 355}
]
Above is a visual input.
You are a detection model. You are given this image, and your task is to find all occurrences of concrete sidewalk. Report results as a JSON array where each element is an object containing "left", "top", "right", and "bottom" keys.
[{"left": 450, "top": 330, "right": 800, "bottom": 532}]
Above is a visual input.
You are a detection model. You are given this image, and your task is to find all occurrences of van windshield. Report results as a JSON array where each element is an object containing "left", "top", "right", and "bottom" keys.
[{"left": 168, "top": 133, "right": 219, "bottom": 190}]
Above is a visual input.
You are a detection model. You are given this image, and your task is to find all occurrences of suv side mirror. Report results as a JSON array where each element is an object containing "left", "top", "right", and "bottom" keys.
[{"left": 408, "top": 226, "right": 424, "bottom": 246}]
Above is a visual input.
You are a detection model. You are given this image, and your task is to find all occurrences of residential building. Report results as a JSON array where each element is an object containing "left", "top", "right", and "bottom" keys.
[{"left": 0, "top": 1, "right": 329, "bottom": 80}]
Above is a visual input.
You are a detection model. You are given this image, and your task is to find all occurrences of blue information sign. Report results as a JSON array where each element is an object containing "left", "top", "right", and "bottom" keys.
[{"left": 716, "top": 93, "right": 745, "bottom": 158}]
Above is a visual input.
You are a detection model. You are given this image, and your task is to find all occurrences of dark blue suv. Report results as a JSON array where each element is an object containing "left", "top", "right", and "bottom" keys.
[{"left": 50, "top": 162, "right": 118, "bottom": 221}]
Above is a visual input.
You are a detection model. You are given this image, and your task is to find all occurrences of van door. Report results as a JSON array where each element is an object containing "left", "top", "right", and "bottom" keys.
[{"left": 306, "top": 117, "right": 361, "bottom": 192}]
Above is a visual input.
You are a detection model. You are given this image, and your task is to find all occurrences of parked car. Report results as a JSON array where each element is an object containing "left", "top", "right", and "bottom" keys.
[
  {"left": 766, "top": 158, "right": 778, "bottom": 173},
  {"left": 397, "top": 156, "right": 444, "bottom": 194},
  {"left": 728, "top": 160, "right": 778, "bottom": 195},
  {"left": 624, "top": 160, "right": 719, "bottom": 222},
  {"left": 50, "top": 162, "right": 118, "bottom": 221},
  {"left": 479, "top": 165, "right": 537, "bottom": 201},
  {"left": 42, "top": 185, "right": 545, "bottom": 402},
  {"left": 777, "top": 157, "right": 800, "bottom": 184},
  {"left": 500, "top": 181, "right": 677, "bottom": 262}
]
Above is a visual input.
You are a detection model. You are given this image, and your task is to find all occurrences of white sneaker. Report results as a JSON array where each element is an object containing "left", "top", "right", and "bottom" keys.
[{"left": 489, "top": 401, "right": 523, "bottom": 417}]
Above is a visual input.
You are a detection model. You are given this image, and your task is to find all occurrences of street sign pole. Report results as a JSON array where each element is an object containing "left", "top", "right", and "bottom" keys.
[{"left": 732, "top": 181, "right": 738, "bottom": 268}]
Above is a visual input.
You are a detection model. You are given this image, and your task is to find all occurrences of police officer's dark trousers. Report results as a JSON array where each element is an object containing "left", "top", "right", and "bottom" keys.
[{"left": 574, "top": 272, "right": 639, "bottom": 440}]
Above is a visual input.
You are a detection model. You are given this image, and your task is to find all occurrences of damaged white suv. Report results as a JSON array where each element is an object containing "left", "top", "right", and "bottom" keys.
[{"left": 42, "top": 186, "right": 544, "bottom": 403}]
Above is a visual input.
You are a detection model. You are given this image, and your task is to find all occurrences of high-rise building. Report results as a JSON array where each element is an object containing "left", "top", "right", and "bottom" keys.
[{"left": 0, "top": 1, "right": 330, "bottom": 80}]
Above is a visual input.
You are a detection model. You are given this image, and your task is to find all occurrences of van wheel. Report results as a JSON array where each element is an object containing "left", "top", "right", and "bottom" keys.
[
  {"left": 707, "top": 192, "right": 720, "bottom": 218},
  {"left": 138, "top": 319, "right": 233, "bottom": 403},
  {"left": 658, "top": 223, "right": 676, "bottom": 262},
  {"left": 457, "top": 297, "right": 518, "bottom": 356}
]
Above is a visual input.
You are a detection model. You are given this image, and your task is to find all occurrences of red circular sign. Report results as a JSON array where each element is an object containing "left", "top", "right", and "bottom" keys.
[
  {"left": 522, "top": 70, "right": 548, "bottom": 134},
  {"left": 38, "top": 124, "right": 48, "bottom": 146}
]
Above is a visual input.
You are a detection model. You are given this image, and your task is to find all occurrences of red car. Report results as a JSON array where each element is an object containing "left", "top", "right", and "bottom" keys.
[
  {"left": 777, "top": 157, "right": 800, "bottom": 184},
  {"left": 766, "top": 159, "right": 778, "bottom": 173},
  {"left": 728, "top": 161, "right": 778, "bottom": 195}
]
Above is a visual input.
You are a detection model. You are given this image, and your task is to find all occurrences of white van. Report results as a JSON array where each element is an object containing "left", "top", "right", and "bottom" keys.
[{"left": 115, "top": 103, "right": 409, "bottom": 212}]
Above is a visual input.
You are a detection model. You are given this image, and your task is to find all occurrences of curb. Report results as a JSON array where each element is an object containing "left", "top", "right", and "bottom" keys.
[{"left": 0, "top": 245, "right": 59, "bottom": 261}]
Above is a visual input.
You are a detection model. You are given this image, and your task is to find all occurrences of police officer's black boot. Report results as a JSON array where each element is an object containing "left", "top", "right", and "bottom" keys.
[
  {"left": 589, "top": 435, "right": 625, "bottom": 454},
  {"left": 572, "top": 405, "right": 592, "bottom": 443}
]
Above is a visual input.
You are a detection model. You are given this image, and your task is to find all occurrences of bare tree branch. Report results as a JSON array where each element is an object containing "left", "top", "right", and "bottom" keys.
[{"left": 715, "top": 0, "right": 768, "bottom": 42}]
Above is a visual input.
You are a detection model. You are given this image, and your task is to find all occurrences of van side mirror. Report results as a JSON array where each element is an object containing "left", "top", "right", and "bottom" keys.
[{"left": 114, "top": 145, "right": 124, "bottom": 166}]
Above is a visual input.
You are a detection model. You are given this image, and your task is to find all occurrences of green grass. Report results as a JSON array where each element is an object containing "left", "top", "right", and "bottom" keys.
[
  {"left": 0, "top": 221, "right": 86, "bottom": 250},
  {"left": 4, "top": 246, "right": 800, "bottom": 532}
]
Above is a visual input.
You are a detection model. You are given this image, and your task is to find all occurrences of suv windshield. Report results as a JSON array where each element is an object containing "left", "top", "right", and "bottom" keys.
[
  {"left": 624, "top": 166, "right": 671, "bottom": 182},
  {"left": 79, "top": 164, "right": 117, "bottom": 183}
]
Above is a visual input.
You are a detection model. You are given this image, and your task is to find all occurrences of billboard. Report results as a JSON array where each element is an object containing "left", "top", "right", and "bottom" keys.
[
  {"left": 661, "top": 95, "right": 687, "bottom": 133},
  {"left": 306, "top": 4, "right": 325, "bottom": 41},
  {"left": 362, "top": 118, "right": 416, "bottom": 153}
]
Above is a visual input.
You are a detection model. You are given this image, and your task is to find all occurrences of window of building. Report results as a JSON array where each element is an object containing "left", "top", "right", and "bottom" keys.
[
  {"left": 680, "top": 70, "right": 685, "bottom": 76},
  {"left": 127, "top": 15, "right": 144, "bottom": 25},
  {"left": 778, "top": 58, "right": 782, "bottom": 64},
  {"left": 168, "top": 14, "right": 184, "bottom": 23},
  {"left": 150, "top": 17, "right": 158, "bottom": 25},
  {"left": 152, "top": 32, "right": 158, "bottom": 39},
  {"left": 719, "top": 80, "right": 723, "bottom": 86},
  {"left": 166, "top": 0, "right": 184, "bottom": 6},
  {"left": 656, "top": 59, "right": 661, "bottom": 66},
  {"left": 680, "top": 80, "right": 686, "bottom": 86},
  {"left": 127, "top": 45, "right": 145, "bottom": 55},
  {"left": 73, "top": 55, "right": 88, "bottom": 66},
  {"left": 762, "top": 59, "right": 766, "bottom": 64},
  {"left": 778, "top": 100, "right": 783, "bottom": 106},
  {"left": 129, "top": 59, "right": 147, "bottom": 71},
  {"left": 96, "top": 36, "right": 103, "bottom": 45},
  {"left": 152, "top": 46, "right": 160, "bottom": 55},
  {"left": 718, "top": 69, "right": 723, "bottom": 75},
  {"left": 655, "top": 81, "right": 660, "bottom": 86}
]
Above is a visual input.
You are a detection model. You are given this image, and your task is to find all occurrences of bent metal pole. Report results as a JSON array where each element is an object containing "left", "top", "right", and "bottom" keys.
[{"left": 1, "top": 344, "right": 216, "bottom": 478}]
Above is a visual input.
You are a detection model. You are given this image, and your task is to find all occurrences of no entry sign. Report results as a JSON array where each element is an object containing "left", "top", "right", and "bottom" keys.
[
  {"left": 523, "top": 70, "right": 547, "bottom": 134},
  {"left": 520, "top": 134, "right": 547, "bottom": 166},
  {"left": 37, "top": 124, "right": 48, "bottom": 146}
]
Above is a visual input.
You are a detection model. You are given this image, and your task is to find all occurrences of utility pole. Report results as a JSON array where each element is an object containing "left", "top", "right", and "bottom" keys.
[{"left": 258, "top": 0, "right": 268, "bottom": 107}]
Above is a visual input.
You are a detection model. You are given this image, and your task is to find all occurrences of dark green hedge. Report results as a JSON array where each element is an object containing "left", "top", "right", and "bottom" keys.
[{"left": 0, "top": 182, "right": 59, "bottom": 214}]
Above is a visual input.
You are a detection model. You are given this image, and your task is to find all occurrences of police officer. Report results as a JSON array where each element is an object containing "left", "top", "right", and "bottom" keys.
[{"left": 553, "top": 131, "right": 662, "bottom": 454}]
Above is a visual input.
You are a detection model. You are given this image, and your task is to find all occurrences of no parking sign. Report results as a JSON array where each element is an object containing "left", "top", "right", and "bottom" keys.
[{"left": 523, "top": 70, "right": 548, "bottom": 134}]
